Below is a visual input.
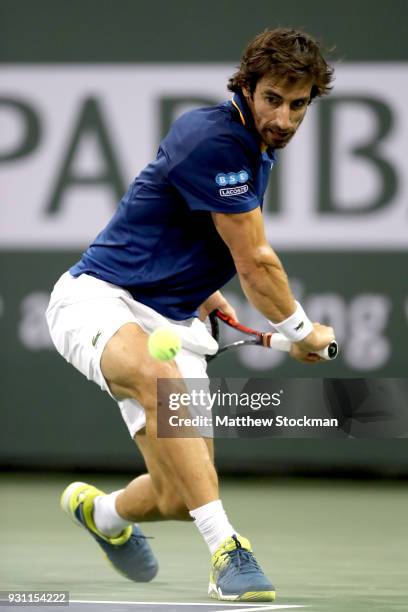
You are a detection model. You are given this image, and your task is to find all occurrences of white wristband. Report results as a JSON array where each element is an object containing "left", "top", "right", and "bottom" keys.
[{"left": 269, "top": 301, "right": 313, "bottom": 342}]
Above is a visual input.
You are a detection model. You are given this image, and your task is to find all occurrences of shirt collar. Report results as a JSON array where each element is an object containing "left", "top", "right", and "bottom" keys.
[
  {"left": 231, "top": 90, "right": 276, "bottom": 161},
  {"left": 231, "top": 90, "right": 253, "bottom": 129}
]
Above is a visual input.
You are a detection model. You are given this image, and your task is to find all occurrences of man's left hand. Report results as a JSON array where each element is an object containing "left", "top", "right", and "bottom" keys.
[{"left": 199, "top": 291, "right": 237, "bottom": 321}]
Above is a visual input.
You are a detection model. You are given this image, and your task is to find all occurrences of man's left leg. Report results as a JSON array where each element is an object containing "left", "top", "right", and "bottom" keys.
[
  {"left": 92, "top": 436, "right": 214, "bottom": 534},
  {"left": 113, "top": 437, "right": 215, "bottom": 523}
]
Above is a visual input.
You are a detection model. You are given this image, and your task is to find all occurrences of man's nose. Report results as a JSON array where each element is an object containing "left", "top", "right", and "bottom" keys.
[{"left": 274, "top": 104, "right": 292, "bottom": 131}]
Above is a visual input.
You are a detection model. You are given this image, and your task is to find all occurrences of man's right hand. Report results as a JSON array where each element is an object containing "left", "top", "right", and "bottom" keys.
[{"left": 289, "top": 323, "right": 335, "bottom": 364}]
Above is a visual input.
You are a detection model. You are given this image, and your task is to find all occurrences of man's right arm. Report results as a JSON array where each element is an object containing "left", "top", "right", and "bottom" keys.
[{"left": 212, "top": 207, "right": 335, "bottom": 357}]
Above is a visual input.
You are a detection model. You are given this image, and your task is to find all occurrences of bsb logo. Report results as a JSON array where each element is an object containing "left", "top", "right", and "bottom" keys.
[{"left": 215, "top": 170, "right": 249, "bottom": 186}]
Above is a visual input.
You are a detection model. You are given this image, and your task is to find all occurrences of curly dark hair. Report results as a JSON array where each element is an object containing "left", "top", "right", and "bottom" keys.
[{"left": 228, "top": 28, "right": 334, "bottom": 102}]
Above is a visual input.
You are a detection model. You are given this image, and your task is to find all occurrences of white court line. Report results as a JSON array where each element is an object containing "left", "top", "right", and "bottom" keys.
[
  {"left": 216, "top": 607, "right": 306, "bottom": 611},
  {"left": 70, "top": 601, "right": 305, "bottom": 609}
]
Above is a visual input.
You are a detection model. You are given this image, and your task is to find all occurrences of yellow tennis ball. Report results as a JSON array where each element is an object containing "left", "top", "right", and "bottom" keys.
[{"left": 147, "top": 327, "right": 181, "bottom": 361}]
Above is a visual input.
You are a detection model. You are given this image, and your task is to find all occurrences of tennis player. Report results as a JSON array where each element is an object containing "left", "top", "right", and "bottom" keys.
[{"left": 46, "top": 28, "right": 335, "bottom": 602}]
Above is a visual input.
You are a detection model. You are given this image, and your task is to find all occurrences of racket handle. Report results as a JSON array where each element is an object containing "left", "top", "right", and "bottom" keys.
[{"left": 269, "top": 333, "right": 338, "bottom": 361}]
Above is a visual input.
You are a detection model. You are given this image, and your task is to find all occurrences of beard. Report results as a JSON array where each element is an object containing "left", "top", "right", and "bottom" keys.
[{"left": 262, "top": 126, "right": 294, "bottom": 148}]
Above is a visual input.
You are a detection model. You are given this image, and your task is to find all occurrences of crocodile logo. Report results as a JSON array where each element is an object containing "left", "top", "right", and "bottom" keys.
[{"left": 92, "top": 330, "right": 102, "bottom": 347}]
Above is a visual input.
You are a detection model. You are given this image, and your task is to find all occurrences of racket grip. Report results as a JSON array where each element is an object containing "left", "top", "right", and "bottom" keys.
[{"left": 269, "top": 333, "right": 338, "bottom": 361}]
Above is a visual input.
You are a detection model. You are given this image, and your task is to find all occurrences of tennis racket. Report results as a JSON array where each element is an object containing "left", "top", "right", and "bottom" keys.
[{"left": 207, "top": 309, "right": 338, "bottom": 362}]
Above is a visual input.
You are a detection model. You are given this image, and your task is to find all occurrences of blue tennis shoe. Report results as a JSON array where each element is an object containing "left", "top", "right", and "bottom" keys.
[
  {"left": 208, "top": 534, "right": 275, "bottom": 601},
  {"left": 60, "top": 481, "right": 158, "bottom": 582}
]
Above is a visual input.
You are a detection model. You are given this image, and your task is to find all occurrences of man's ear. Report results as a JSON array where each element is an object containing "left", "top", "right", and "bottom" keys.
[{"left": 241, "top": 85, "right": 252, "bottom": 101}]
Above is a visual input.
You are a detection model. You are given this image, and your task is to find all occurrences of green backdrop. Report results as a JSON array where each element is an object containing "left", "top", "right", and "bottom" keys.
[{"left": 1, "top": 0, "right": 407, "bottom": 472}]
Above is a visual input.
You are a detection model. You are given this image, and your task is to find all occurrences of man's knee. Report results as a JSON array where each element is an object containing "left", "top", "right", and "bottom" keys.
[
  {"left": 110, "top": 356, "right": 184, "bottom": 408},
  {"left": 132, "top": 359, "right": 179, "bottom": 393},
  {"left": 140, "top": 363, "right": 188, "bottom": 418}
]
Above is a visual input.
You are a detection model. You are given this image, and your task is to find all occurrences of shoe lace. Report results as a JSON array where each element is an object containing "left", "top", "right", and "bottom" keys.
[
  {"left": 129, "top": 532, "right": 154, "bottom": 543},
  {"left": 221, "top": 535, "right": 262, "bottom": 575},
  {"left": 111, "top": 531, "right": 154, "bottom": 549}
]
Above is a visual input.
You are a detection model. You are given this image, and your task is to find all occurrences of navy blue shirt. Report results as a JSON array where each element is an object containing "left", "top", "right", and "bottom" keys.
[{"left": 70, "top": 92, "right": 276, "bottom": 320}]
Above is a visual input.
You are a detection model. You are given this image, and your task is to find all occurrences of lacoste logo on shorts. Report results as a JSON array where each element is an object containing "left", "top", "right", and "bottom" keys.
[
  {"left": 219, "top": 185, "right": 249, "bottom": 197},
  {"left": 92, "top": 330, "right": 102, "bottom": 347}
]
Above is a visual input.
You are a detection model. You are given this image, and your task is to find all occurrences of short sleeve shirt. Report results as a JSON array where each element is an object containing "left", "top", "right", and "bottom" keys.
[{"left": 70, "top": 92, "right": 276, "bottom": 320}]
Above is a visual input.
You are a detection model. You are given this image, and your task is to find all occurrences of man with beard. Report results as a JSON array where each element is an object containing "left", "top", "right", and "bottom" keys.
[{"left": 47, "top": 28, "right": 335, "bottom": 602}]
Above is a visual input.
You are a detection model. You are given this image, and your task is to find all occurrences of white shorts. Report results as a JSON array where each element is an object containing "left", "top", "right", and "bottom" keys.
[{"left": 46, "top": 272, "right": 218, "bottom": 437}]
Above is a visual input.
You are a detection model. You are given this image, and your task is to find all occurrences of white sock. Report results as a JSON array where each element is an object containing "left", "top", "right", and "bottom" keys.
[
  {"left": 93, "top": 490, "right": 131, "bottom": 537},
  {"left": 190, "top": 499, "right": 236, "bottom": 555}
]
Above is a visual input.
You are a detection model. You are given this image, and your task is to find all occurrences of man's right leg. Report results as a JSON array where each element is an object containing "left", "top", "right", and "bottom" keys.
[
  {"left": 100, "top": 322, "right": 220, "bottom": 512},
  {"left": 97, "top": 322, "right": 275, "bottom": 601}
]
